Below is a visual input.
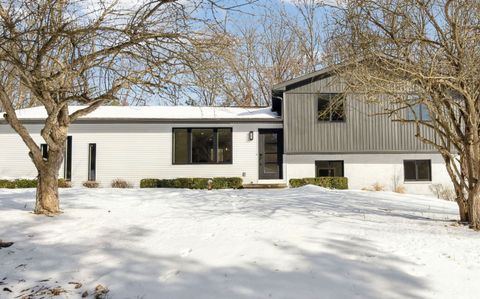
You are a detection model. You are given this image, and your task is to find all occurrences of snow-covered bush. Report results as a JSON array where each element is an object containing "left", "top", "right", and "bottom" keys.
[{"left": 289, "top": 177, "right": 348, "bottom": 189}]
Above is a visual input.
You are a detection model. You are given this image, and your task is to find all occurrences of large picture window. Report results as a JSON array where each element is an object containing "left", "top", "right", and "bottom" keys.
[
  {"left": 404, "top": 160, "right": 431, "bottom": 181},
  {"left": 173, "top": 128, "right": 232, "bottom": 164}
]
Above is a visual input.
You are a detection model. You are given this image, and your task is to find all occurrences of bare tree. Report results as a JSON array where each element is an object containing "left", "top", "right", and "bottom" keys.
[
  {"left": 0, "top": 0, "right": 240, "bottom": 214},
  {"left": 183, "top": 1, "right": 326, "bottom": 107},
  {"left": 326, "top": 0, "right": 480, "bottom": 228}
]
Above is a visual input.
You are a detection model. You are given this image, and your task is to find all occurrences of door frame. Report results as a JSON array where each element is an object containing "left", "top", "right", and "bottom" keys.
[{"left": 258, "top": 129, "right": 283, "bottom": 180}]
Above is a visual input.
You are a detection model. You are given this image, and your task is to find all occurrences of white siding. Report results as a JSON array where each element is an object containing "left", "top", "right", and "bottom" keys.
[
  {"left": 0, "top": 122, "right": 282, "bottom": 186},
  {"left": 285, "top": 153, "right": 452, "bottom": 195}
]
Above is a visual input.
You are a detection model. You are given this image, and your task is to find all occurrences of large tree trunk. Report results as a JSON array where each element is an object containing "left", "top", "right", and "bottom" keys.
[
  {"left": 34, "top": 150, "right": 64, "bottom": 215},
  {"left": 35, "top": 169, "right": 60, "bottom": 215},
  {"left": 457, "top": 196, "right": 470, "bottom": 223},
  {"left": 454, "top": 186, "right": 469, "bottom": 223},
  {"left": 468, "top": 185, "right": 480, "bottom": 230}
]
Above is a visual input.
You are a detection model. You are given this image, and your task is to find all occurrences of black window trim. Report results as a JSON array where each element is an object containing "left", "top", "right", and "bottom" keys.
[
  {"left": 172, "top": 127, "right": 233, "bottom": 165},
  {"left": 317, "top": 93, "right": 346, "bottom": 123},
  {"left": 315, "top": 160, "right": 345, "bottom": 177},
  {"left": 403, "top": 159, "right": 432, "bottom": 182}
]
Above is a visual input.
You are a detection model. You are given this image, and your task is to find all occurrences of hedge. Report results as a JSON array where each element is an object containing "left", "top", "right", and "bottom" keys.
[
  {"left": 212, "top": 177, "right": 243, "bottom": 189},
  {"left": 0, "top": 179, "right": 72, "bottom": 189},
  {"left": 289, "top": 177, "right": 348, "bottom": 189},
  {"left": 140, "top": 177, "right": 243, "bottom": 189}
]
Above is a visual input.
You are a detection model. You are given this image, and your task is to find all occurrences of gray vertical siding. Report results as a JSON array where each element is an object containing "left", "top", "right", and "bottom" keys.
[{"left": 283, "top": 76, "right": 436, "bottom": 154}]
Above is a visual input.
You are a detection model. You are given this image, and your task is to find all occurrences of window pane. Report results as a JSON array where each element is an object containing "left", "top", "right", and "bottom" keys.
[
  {"left": 265, "top": 143, "right": 278, "bottom": 153},
  {"left": 191, "top": 129, "right": 215, "bottom": 163},
  {"left": 264, "top": 133, "right": 277, "bottom": 144},
  {"left": 331, "top": 98, "right": 345, "bottom": 121},
  {"left": 41, "top": 144, "right": 48, "bottom": 160},
  {"left": 315, "top": 161, "right": 344, "bottom": 177},
  {"left": 173, "top": 129, "right": 189, "bottom": 164},
  {"left": 420, "top": 104, "right": 431, "bottom": 121},
  {"left": 264, "top": 163, "right": 279, "bottom": 173},
  {"left": 217, "top": 128, "right": 232, "bottom": 163},
  {"left": 318, "top": 96, "right": 330, "bottom": 121},
  {"left": 330, "top": 161, "right": 344, "bottom": 176},
  {"left": 417, "top": 160, "right": 431, "bottom": 180},
  {"left": 404, "top": 160, "right": 417, "bottom": 180},
  {"left": 265, "top": 153, "right": 278, "bottom": 163}
]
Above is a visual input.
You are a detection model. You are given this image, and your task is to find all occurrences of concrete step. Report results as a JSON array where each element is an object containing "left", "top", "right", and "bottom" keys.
[{"left": 242, "top": 183, "right": 288, "bottom": 189}]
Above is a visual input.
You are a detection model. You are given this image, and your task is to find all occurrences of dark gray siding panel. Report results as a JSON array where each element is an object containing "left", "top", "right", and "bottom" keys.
[{"left": 284, "top": 77, "right": 436, "bottom": 153}]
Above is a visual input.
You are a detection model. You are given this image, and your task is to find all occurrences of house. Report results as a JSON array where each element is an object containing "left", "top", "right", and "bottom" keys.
[{"left": 0, "top": 68, "right": 452, "bottom": 193}]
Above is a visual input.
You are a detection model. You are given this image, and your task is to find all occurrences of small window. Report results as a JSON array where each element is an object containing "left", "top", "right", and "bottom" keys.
[
  {"left": 88, "top": 144, "right": 96, "bottom": 181},
  {"left": 173, "top": 128, "right": 232, "bottom": 164},
  {"left": 315, "top": 160, "right": 344, "bottom": 177},
  {"left": 404, "top": 160, "right": 431, "bottom": 181},
  {"left": 406, "top": 103, "right": 431, "bottom": 121},
  {"left": 318, "top": 93, "right": 346, "bottom": 122},
  {"left": 41, "top": 144, "right": 48, "bottom": 160},
  {"left": 64, "top": 136, "right": 72, "bottom": 181}
]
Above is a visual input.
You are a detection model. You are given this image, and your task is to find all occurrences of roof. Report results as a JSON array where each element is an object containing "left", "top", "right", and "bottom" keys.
[
  {"left": 272, "top": 65, "right": 336, "bottom": 92},
  {"left": 12, "top": 105, "right": 281, "bottom": 123}
]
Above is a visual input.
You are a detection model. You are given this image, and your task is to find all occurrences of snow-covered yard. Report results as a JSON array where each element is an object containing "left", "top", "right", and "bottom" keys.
[{"left": 1, "top": 186, "right": 479, "bottom": 298}]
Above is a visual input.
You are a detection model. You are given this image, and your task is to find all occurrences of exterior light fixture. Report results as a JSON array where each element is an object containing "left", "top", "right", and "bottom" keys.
[{"left": 249, "top": 131, "right": 254, "bottom": 141}]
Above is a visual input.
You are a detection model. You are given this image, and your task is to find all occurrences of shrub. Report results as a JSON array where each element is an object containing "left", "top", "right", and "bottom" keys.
[
  {"left": 111, "top": 179, "right": 132, "bottom": 188},
  {"left": 0, "top": 179, "right": 17, "bottom": 189},
  {"left": 58, "top": 179, "right": 72, "bottom": 188},
  {"left": 191, "top": 178, "right": 210, "bottom": 189},
  {"left": 212, "top": 177, "right": 243, "bottom": 189},
  {"left": 394, "top": 185, "right": 406, "bottom": 194},
  {"left": 83, "top": 181, "right": 99, "bottom": 188},
  {"left": 140, "top": 177, "right": 243, "bottom": 189},
  {"left": 0, "top": 178, "right": 72, "bottom": 188},
  {"left": 140, "top": 178, "right": 160, "bottom": 188},
  {"left": 362, "top": 182, "right": 386, "bottom": 192},
  {"left": 289, "top": 177, "right": 348, "bottom": 189},
  {"left": 429, "top": 184, "right": 456, "bottom": 201},
  {"left": 372, "top": 182, "right": 385, "bottom": 191},
  {"left": 13, "top": 179, "right": 38, "bottom": 188}
]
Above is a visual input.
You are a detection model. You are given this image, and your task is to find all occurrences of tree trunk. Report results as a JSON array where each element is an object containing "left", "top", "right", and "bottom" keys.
[
  {"left": 35, "top": 168, "right": 60, "bottom": 215},
  {"left": 453, "top": 185, "right": 469, "bottom": 222},
  {"left": 457, "top": 196, "right": 470, "bottom": 223},
  {"left": 468, "top": 185, "right": 480, "bottom": 230},
  {"left": 34, "top": 147, "right": 64, "bottom": 215}
]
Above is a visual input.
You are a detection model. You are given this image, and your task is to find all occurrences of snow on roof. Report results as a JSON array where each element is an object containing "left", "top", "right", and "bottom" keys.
[{"left": 13, "top": 105, "right": 280, "bottom": 121}]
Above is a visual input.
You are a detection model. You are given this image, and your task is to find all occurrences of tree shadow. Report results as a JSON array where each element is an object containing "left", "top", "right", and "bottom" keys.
[
  {"left": 0, "top": 221, "right": 428, "bottom": 299},
  {"left": 0, "top": 186, "right": 459, "bottom": 298}
]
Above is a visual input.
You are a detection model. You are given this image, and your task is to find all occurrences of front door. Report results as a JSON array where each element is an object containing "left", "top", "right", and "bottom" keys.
[{"left": 259, "top": 129, "right": 283, "bottom": 179}]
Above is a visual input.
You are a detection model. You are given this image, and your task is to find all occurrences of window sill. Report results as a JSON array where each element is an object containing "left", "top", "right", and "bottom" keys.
[{"left": 404, "top": 181, "right": 432, "bottom": 184}]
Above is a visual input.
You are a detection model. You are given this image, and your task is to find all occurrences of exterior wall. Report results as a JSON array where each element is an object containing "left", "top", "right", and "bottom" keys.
[
  {"left": 0, "top": 122, "right": 282, "bottom": 187},
  {"left": 283, "top": 75, "right": 436, "bottom": 154},
  {"left": 285, "top": 153, "right": 452, "bottom": 195}
]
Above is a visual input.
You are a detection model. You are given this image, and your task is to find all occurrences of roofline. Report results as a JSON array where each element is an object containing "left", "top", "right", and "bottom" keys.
[
  {"left": 0, "top": 118, "right": 282, "bottom": 125},
  {"left": 272, "top": 65, "right": 337, "bottom": 92}
]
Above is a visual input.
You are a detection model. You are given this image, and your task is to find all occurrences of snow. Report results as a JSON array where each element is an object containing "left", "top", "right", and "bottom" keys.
[
  {"left": 1, "top": 186, "right": 480, "bottom": 298},
  {"left": 13, "top": 106, "right": 279, "bottom": 120}
]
